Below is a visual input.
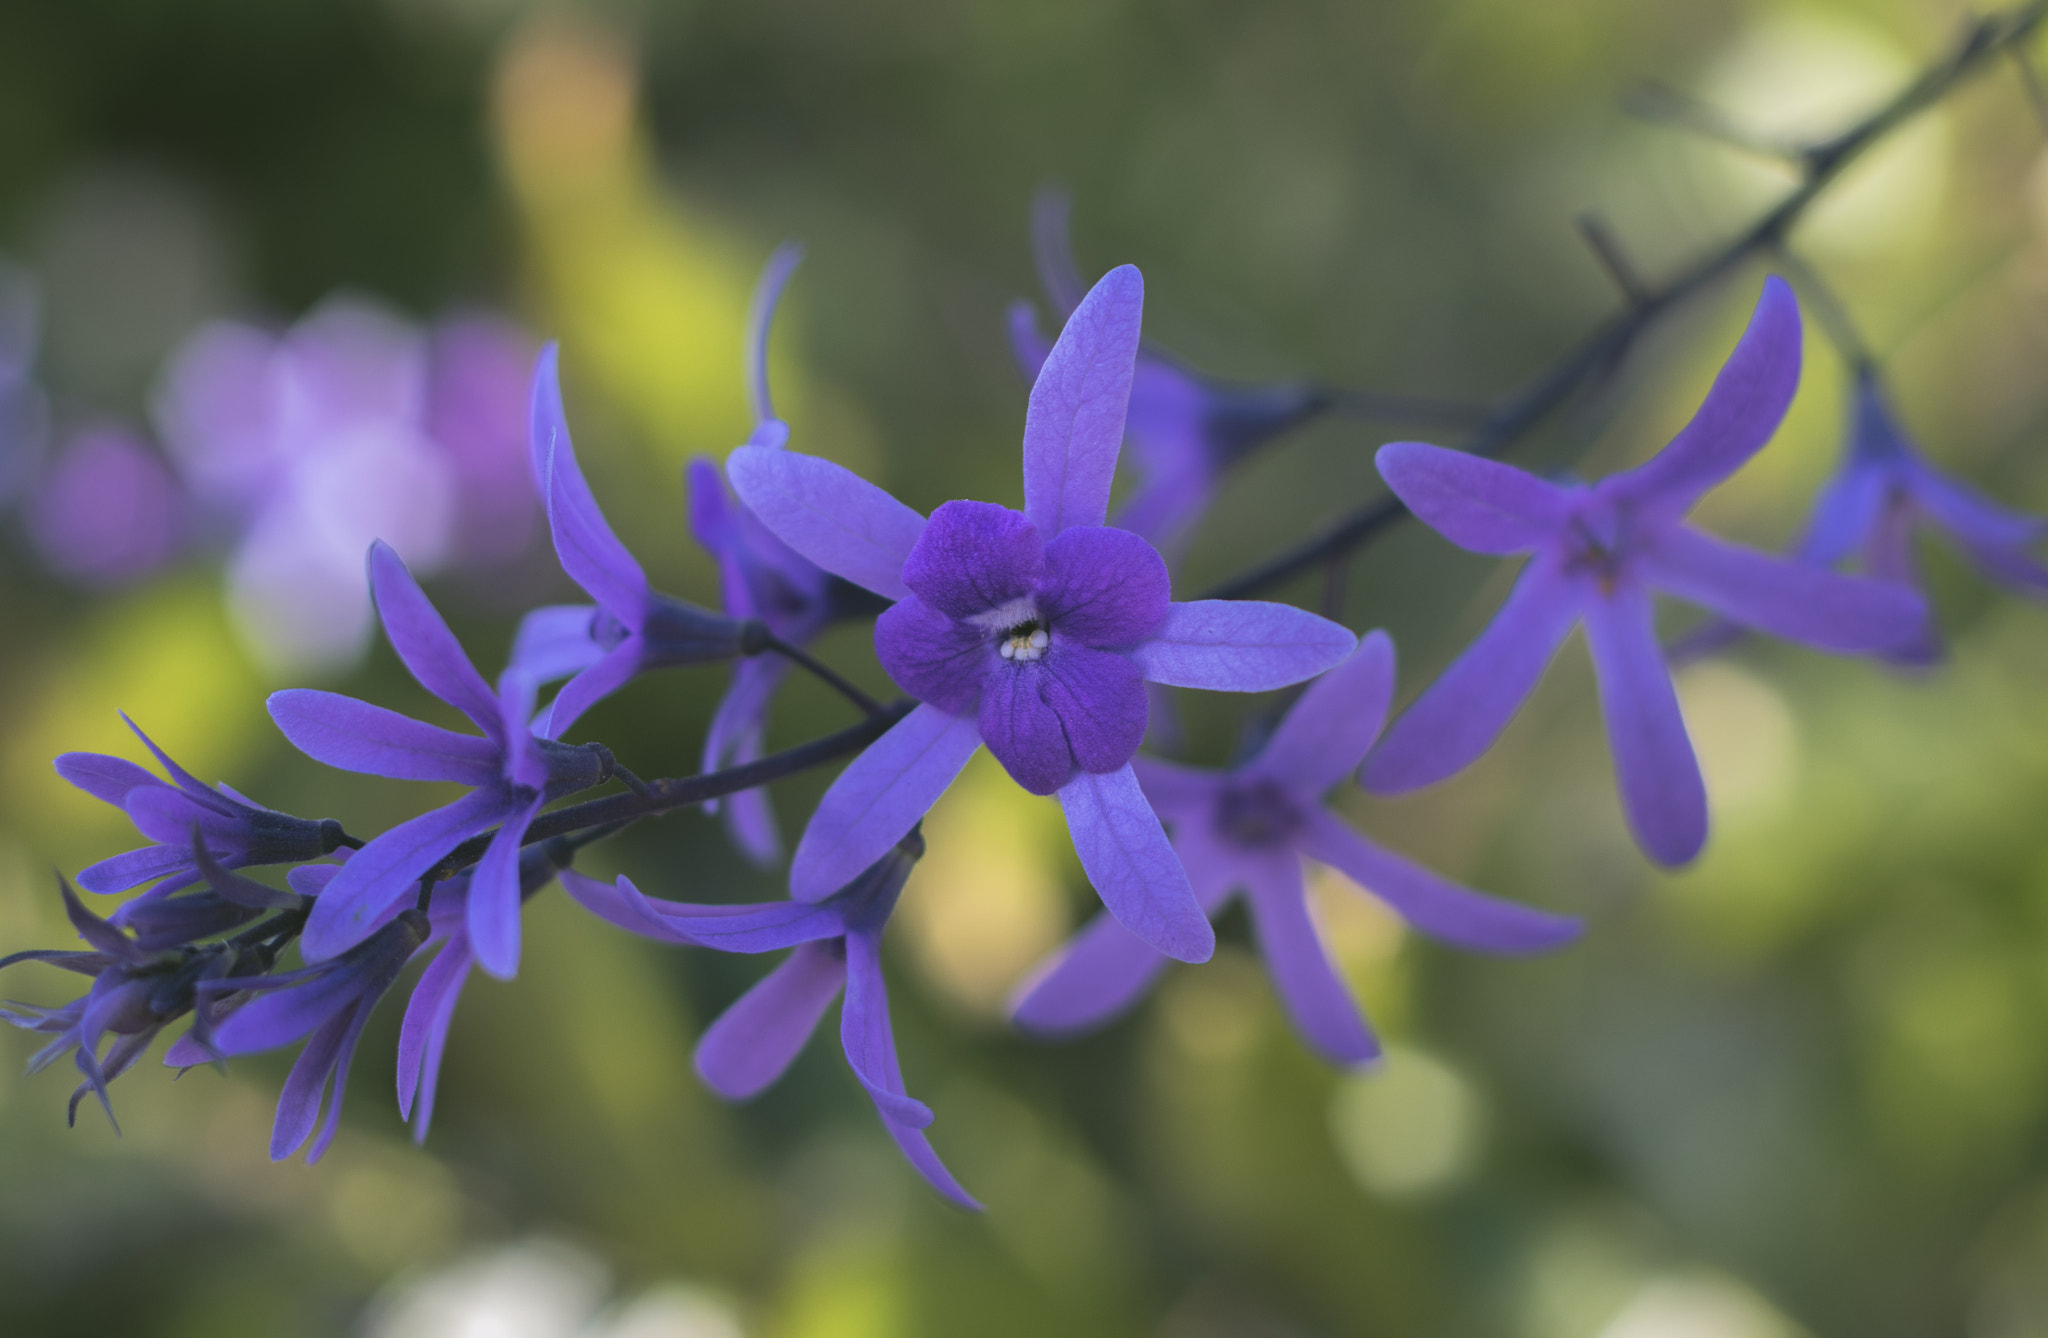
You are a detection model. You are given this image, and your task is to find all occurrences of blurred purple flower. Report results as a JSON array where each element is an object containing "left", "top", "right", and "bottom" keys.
[
  {"left": 562, "top": 833, "right": 980, "bottom": 1209},
  {"left": 155, "top": 296, "right": 538, "bottom": 671},
  {"left": 56, "top": 713, "right": 338, "bottom": 914},
  {"left": 1361, "top": 279, "right": 1926, "bottom": 866},
  {"left": 194, "top": 908, "right": 431, "bottom": 1163},
  {"left": 24, "top": 422, "right": 186, "bottom": 586},
  {"left": 506, "top": 346, "right": 747, "bottom": 739},
  {"left": 1014, "top": 634, "right": 1578, "bottom": 1062},
  {"left": 730, "top": 264, "right": 1354, "bottom": 966},
  {"left": 1008, "top": 192, "right": 1326, "bottom": 562},
  {"left": 429, "top": 312, "right": 544, "bottom": 567},
  {"left": 269, "top": 542, "right": 611, "bottom": 976}
]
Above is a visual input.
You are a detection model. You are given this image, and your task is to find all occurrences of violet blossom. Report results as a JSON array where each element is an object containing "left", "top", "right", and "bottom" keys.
[
  {"left": 1014, "top": 633, "right": 1579, "bottom": 1063},
  {"left": 561, "top": 832, "right": 979, "bottom": 1209},
  {"left": 729, "top": 263, "right": 1355, "bottom": 964},
  {"left": 269, "top": 541, "right": 612, "bottom": 976},
  {"left": 1360, "top": 278, "right": 1927, "bottom": 866},
  {"left": 23, "top": 422, "right": 187, "bottom": 586},
  {"left": 1008, "top": 192, "right": 1327, "bottom": 560},
  {"left": 56, "top": 713, "right": 341, "bottom": 915}
]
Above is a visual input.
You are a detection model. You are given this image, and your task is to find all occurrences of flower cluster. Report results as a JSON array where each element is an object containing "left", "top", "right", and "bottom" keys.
[{"left": 9, "top": 174, "right": 2044, "bottom": 1215}]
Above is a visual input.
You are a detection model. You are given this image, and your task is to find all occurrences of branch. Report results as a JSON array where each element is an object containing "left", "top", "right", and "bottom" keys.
[{"left": 1203, "top": 0, "right": 2048, "bottom": 602}]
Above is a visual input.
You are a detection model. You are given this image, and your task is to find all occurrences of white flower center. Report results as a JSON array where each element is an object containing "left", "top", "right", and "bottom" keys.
[{"left": 998, "top": 626, "right": 1050, "bottom": 662}]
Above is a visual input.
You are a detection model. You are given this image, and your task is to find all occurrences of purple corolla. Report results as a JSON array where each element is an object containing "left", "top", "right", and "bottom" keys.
[
  {"left": 562, "top": 833, "right": 979, "bottom": 1209},
  {"left": 1014, "top": 633, "right": 1579, "bottom": 1062},
  {"left": 1008, "top": 193, "right": 1325, "bottom": 561},
  {"left": 269, "top": 541, "right": 611, "bottom": 976},
  {"left": 23, "top": 422, "right": 187, "bottom": 587},
  {"left": 729, "top": 264, "right": 1355, "bottom": 964},
  {"left": 1361, "top": 278, "right": 1927, "bottom": 866},
  {"left": 57, "top": 713, "right": 339, "bottom": 914},
  {"left": 508, "top": 345, "right": 748, "bottom": 738}
]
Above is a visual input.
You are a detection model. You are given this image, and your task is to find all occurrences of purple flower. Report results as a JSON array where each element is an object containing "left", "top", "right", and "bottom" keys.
[
  {"left": 1360, "top": 278, "right": 1927, "bottom": 866},
  {"left": 427, "top": 313, "right": 544, "bottom": 568},
  {"left": 269, "top": 541, "right": 612, "bottom": 976},
  {"left": 561, "top": 834, "right": 980, "bottom": 1209},
  {"left": 1008, "top": 192, "right": 1325, "bottom": 561},
  {"left": 23, "top": 422, "right": 186, "bottom": 586},
  {"left": 188, "top": 909, "right": 432, "bottom": 1163},
  {"left": 56, "top": 714, "right": 340, "bottom": 914},
  {"left": 507, "top": 346, "right": 749, "bottom": 738},
  {"left": 730, "top": 264, "right": 1355, "bottom": 964},
  {"left": 1014, "top": 634, "right": 1579, "bottom": 1062}
]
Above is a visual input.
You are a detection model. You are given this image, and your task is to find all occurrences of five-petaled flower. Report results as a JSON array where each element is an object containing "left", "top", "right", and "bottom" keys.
[
  {"left": 562, "top": 833, "right": 978, "bottom": 1208},
  {"left": 729, "top": 264, "right": 1355, "bottom": 965},
  {"left": 270, "top": 541, "right": 612, "bottom": 976},
  {"left": 1361, "top": 278, "right": 1928, "bottom": 866},
  {"left": 1014, "top": 633, "right": 1579, "bottom": 1062}
]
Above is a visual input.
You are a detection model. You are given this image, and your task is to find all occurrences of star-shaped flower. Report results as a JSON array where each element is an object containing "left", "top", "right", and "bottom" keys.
[
  {"left": 562, "top": 834, "right": 978, "bottom": 1209},
  {"left": 1014, "top": 633, "right": 1578, "bottom": 1061},
  {"left": 1361, "top": 278, "right": 1927, "bottom": 865},
  {"left": 270, "top": 541, "right": 612, "bottom": 975},
  {"left": 728, "top": 265, "right": 1356, "bottom": 964}
]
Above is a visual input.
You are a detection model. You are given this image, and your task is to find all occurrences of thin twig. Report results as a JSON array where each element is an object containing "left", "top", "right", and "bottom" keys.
[
  {"left": 1577, "top": 212, "right": 1650, "bottom": 306},
  {"left": 761, "top": 633, "right": 885, "bottom": 717},
  {"left": 1203, "top": 0, "right": 2048, "bottom": 602}
]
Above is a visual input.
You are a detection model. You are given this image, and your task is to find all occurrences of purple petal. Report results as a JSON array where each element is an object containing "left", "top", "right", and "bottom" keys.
[
  {"left": 704, "top": 652, "right": 786, "bottom": 777},
  {"left": 1241, "top": 852, "right": 1379, "bottom": 1065},
  {"left": 119, "top": 713, "right": 221, "bottom": 801},
  {"left": 1601, "top": 276, "right": 1802, "bottom": 516},
  {"left": 979, "top": 663, "right": 1072, "bottom": 796},
  {"left": 496, "top": 670, "right": 546, "bottom": 790},
  {"left": 466, "top": 795, "right": 543, "bottom": 980},
  {"left": 1022, "top": 265, "right": 1144, "bottom": 539},
  {"left": 874, "top": 597, "right": 989, "bottom": 716},
  {"left": 304, "top": 1002, "right": 378, "bottom": 1164},
  {"left": 880, "top": 1116, "right": 983, "bottom": 1212},
  {"left": 1903, "top": 457, "right": 2048, "bottom": 595},
  {"left": 1058, "top": 764, "right": 1212, "bottom": 964},
  {"left": 747, "top": 243, "right": 804, "bottom": 426},
  {"left": 510, "top": 605, "right": 607, "bottom": 683},
  {"left": 367, "top": 542, "right": 504, "bottom": 736},
  {"left": 269, "top": 1007, "right": 353, "bottom": 1160},
  {"left": 1362, "top": 553, "right": 1583, "bottom": 794},
  {"left": 726, "top": 445, "right": 925, "bottom": 602},
  {"left": 840, "top": 930, "right": 934, "bottom": 1128},
  {"left": 1295, "top": 810, "right": 1580, "bottom": 952},
  {"left": 560, "top": 870, "right": 840, "bottom": 950},
  {"left": 1796, "top": 459, "right": 1888, "bottom": 566},
  {"left": 54, "top": 753, "right": 161, "bottom": 807},
  {"left": 1130, "top": 600, "right": 1356, "bottom": 692},
  {"left": 300, "top": 789, "right": 511, "bottom": 961},
  {"left": 77, "top": 845, "right": 191, "bottom": 895},
  {"left": 1029, "top": 186, "right": 1089, "bottom": 315},
  {"left": 1637, "top": 523, "right": 1927, "bottom": 654},
  {"left": 696, "top": 939, "right": 845, "bottom": 1100},
  {"left": 1036, "top": 526, "right": 1169, "bottom": 646},
  {"left": 288, "top": 864, "right": 342, "bottom": 898},
  {"left": 60, "top": 880, "right": 147, "bottom": 963},
  {"left": 1128, "top": 755, "right": 1224, "bottom": 820},
  {"left": 722, "top": 787, "right": 782, "bottom": 869},
  {"left": 1039, "top": 644, "right": 1147, "bottom": 775},
  {"left": 540, "top": 640, "right": 642, "bottom": 740},
  {"left": 1375, "top": 442, "right": 1575, "bottom": 554},
  {"left": 1009, "top": 911, "right": 1174, "bottom": 1036},
  {"left": 532, "top": 344, "right": 651, "bottom": 617},
  {"left": 398, "top": 937, "right": 472, "bottom": 1137},
  {"left": 900, "top": 500, "right": 1045, "bottom": 620},
  {"left": 1008, "top": 302, "right": 1053, "bottom": 383},
  {"left": 1249, "top": 630, "right": 1395, "bottom": 796},
  {"left": 791, "top": 704, "right": 982, "bottom": 902},
  {"left": 122, "top": 787, "right": 244, "bottom": 846},
  {"left": 1582, "top": 584, "right": 1706, "bottom": 866},
  {"left": 268, "top": 689, "right": 500, "bottom": 784}
]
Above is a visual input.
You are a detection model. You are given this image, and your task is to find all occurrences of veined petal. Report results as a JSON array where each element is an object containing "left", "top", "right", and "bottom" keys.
[
  {"left": 398, "top": 937, "right": 472, "bottom": 1138},
  {"left": 268, "top": 690, "right": 500, "bottom": 784},
  {"left": 727, "top": 445, "right": 925, "bottom": 602},
  {"left": 300, "top": 789, "right": 511, "bottom": 961},
  {"left": 1362, "top": 553, "right": 1583, "bottom": 794},
  {"left": 1602, "top": 276, "right": 1802, "bottom": 516},
  {"left": 77, "top": 844, "right": 192, "bottom": 895},
  {"left": 901, "top": 500, "right": 1045, "bottom": 620},
  {"left": 1241, "top": 851, "right": 1379, "bottom": 1065},
  {"left": 270, "top": 1006, "right": 352, "bottom": 1161},
  {"left": 466, "top": 794, "right": 544, "bottom": 980},
  {"left": 1130, "top": 600, "right": 1355, "bottom": 692},
  {"left": 979, "top": 663, "right": 1071, "bottom": 796},
  {"left": 495, "top": 670, "right": 546, "bottom": 791},
  {"left": 1036, "top": 526, "right": 1170, "bottom": 646},
  {"left": 1058, "top": 764, "right": 1212, "bottom": 964},
  {"left": 1039, "top": 643, "right": 1147, "bottom": 776},
  {"left": 1008, "top": 912, "right": 1175, "bottom": 1037},
  {"left": 1583, "top": 584, "right": 1706, "bottom": 866},
  {"left": 533, "top": 344, "right": 651, "bottom": 617},
  {"left": 841, "top": 930, "right": 934, "bottom": 1129},
  {"left": 1638, "top": 523, "right": 1927, "bottom": 654},
  {"left": 695, "top": 940, "right": 846, "bottom": 1101},
  {"left": 875, "top": 597, "right": 988, "bottom": 716},
  {"left": 55, "top": 753, "right": 161, "bottom": 807},
  {"left": 1296, "top": 810, "right": 1580, "bottom": 952},
  {"left": 539, "top": 640, "right": 642, "bottom": 740},
  {"left": 509, "top": 605, "right": 606, "bottom": 684},
  {"left": 1249, "top": 630, "right": 1396, "bottom": 797},
  {"left": 1023, "top": 264, "right": 1144, "bottom": 539},
  {"left": 1375, "top": 442, "right": 1574, "bottom": 554},
  {"left": 1128, "top": 755, "right": 1222, "bottom": 820},
  {"left": 791, "top": 704, "right": 981, "bottom": 902},
  {"left": 368, "top": 542, "right": 503, "bottom": 738}
]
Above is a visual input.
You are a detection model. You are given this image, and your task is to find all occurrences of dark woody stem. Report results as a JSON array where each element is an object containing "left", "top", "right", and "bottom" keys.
[
  {"left": 757, "top": 632, "right": 886, "bottom": 717},
  {"left": 1201, "top": 0, "right": 2048, "bottom": 603}
]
